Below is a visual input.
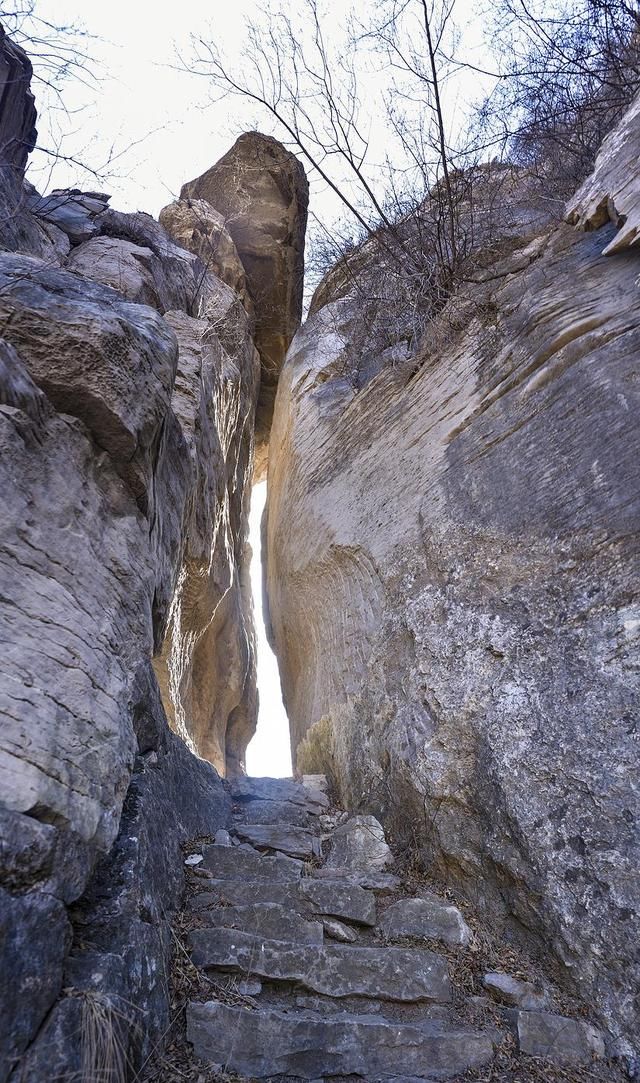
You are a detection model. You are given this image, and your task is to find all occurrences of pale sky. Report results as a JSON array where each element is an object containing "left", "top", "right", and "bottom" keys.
[{"left": 246, "top": 483, "right": 293, "bottom": 778}]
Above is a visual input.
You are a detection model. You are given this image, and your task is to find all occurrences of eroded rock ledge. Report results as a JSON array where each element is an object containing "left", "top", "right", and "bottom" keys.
[{"left": 265, "top": 94, "right": 640, "bottom": 1051}]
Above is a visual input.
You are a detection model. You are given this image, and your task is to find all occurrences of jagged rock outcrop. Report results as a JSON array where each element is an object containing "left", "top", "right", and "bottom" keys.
[
  {"left": 181, "top": 132, "right": 309, "bottom": 476},
  {"left": 265, "top": 95, "right": 640, "bottom": 1053}
]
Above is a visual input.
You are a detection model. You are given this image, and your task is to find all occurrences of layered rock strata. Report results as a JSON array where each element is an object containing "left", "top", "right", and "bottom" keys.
[
  {"left": 265, "top": 94, "right": 640, "bottom": 1050},
  {"left": 0, "top": 32, "right": 306, "bottom": 1077}
]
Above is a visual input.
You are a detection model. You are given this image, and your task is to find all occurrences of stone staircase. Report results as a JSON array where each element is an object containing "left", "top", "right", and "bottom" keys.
[{"left": 174, "top": 776, "right": 613, "bottom": 1082}]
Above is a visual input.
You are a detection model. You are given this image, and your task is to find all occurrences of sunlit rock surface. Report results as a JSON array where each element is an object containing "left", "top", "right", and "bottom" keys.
[{"left": 266, "top": 98, "right": 640, "bottom": 1045}]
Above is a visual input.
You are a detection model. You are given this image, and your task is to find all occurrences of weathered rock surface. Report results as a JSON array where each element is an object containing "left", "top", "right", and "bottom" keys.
[
  {"left": 482, "top": 971, "right": 548, "bottom": 1010},
  {"left": 187, "top": 1000, "right": 494, "bottom": 1080},
  {"left": 181, "top": 132, "right": 308, "bottom": 474},
  {"left": 266, "top": 97, "right": 640, "bottom": 1044},
  {"left": 515, "top": 1009, "right": 606, "bottom": 1063},
  {"left": 231, "top": 775, "right": 329, "bottom": 810},
  {"left": 0, "top": 48, "right": 306, "bottom": 1071},
  {"left": 567, "top": 89, "right": 640, "bottom": 254},
  {"left": 195, "top": 901, "right": 324, "bottom": 945},
  {"left": 152, "top": 299, "right": 259, "bottom": 774},
  {"left": 159, "top": 197, "right": 251, "bottom": 308},
  {"left": 234, "top": 822, "right": 316, "bottom": 858},
  {"left": 325, "top": 814, "right": 394, "bottom": 873},
  {"left": 233, "top": 796, "right": 312, "bottom": 827},
  {"left": 299, "top": 877, "right": 377, "bottom": 925},
  {"left": 381, "top": 897, "right": 471, "bottom": 948},
  {"left": 191, "top": 874, "right": 377, "bottom": 926},
  {"left": 189, "top": 926, "right": 452, "bottom": 1002},
  {"left": 0, "top": 28, "right": 36, "bottom": 171},
  {"left": 200, "top": 843, "right": 303, "bottom": 882}
]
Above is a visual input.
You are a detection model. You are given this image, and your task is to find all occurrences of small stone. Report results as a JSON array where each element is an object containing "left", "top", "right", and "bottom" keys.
[
  {"left": 323, "top": 918, "right": 358, "bottom": 943},
  {"left": 515, "top": 1009, "right": 605, "bottom": 1064},
  {"left": 236, "top": 979, "right": 262, "bottom": 996},
  {"left": 185, "top": 854, "right": 204, "bottom": 866},
  {"left": 213, "top": 829, "right": 232, "bottom": 847},
  {"left": 483, "top": 971, "right": 548, "bottom": 1010},
  {"left": 380, "top": 897, "right": 471, "bottom": 948}
]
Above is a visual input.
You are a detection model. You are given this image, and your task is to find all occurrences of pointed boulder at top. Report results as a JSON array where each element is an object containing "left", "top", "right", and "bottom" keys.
[{"left": 180, "top": 133, "right": 308, "bottom": 477}]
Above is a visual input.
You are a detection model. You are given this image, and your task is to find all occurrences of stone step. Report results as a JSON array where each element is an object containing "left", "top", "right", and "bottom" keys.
[
  {"left": 190, "top": 902, "right": 324, "bottom": 946},
  {"left": 189, "top": 876, "right": 377, "bottom": 926},
  {"left": 188, "top": 927, "right": 451, "bottom": 1002},
  {"left": 200, "top": 843, "right": 303, "bottom": 882},
  {"left": 232, "top": 797, "right": 312, "bottom": 828},
  {"left": 312, "top": 866, "right": 401, "bottom": 892},
  {"left": 299, "top": 877, "right": 377, "bottom": 925},
  {"left": 380, "top": 897, "right": 471, "bottom": 948},
  {"left": 233, "top": 822, "right": 317, "bottom": 859},
  {"left": 230, "top": 776, "right": 329, "bottom": 811},
  {"left": 187, "top": 1000, "right": 494, "bottom": 1080}
]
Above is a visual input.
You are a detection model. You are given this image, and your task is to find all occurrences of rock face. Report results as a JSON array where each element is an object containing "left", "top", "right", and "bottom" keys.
[
  {"left": 0, "top": 38, "right": 311, "bottom": 1075},
  {"left": 181, "top": 132, "right": 309, "bottom": 475},
  {"left": 0, "top": 28, "right": 36, "bottom": 170},
  {"left": 265, "top": 95, "right": 640, "bottom": 1046}
]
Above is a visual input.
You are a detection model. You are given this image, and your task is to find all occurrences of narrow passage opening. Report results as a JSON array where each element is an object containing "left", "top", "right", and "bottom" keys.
[{"left": 246, "top": 481, "right": 293, "bottom": 778}]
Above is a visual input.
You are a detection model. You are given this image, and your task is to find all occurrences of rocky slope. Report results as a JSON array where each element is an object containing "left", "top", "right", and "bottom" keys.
[
  {"left": 265, "top": 95, "right": 640, "bottom": 1055},
  {"left": 0, "top": 31, "right": 307, "bottom": 1081},
  {"left": 151, "top": 774, "right": 621, "bottom": 1082}
]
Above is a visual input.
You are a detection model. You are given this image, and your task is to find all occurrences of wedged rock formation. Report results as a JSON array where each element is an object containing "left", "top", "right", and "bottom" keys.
[
  {"left": 181, "top": 132, "right": 309, "bottom": 475},
  {"left": 265, "top": 95, "right": 640, "bottom": 1050}
]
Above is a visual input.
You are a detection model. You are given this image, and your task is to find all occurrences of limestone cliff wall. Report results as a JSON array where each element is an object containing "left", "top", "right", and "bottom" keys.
[
  {"left": 266, "top": 98, "right": 640, "bottom": 1048},
  {"left": 0, "top": 32, "right": 305, "bottom": 1079}
]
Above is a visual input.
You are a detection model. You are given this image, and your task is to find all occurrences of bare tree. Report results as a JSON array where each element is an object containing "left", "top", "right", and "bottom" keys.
[{"left": 478, "top": 0, "right": 640, "bottom": 193}]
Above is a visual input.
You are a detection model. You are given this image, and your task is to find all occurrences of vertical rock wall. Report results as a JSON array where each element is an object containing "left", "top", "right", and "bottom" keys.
[
  {"left": 0, "top": 31, "right": 306, "bottom": 1079},
  {"left": 266, "top": 99, "right": 640, "bottom": 1049}
]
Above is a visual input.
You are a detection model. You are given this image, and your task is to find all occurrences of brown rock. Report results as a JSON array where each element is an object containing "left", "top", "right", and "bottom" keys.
[
  {"left": 181, "top": 132, "right": 308, "bottom": 475},
  {"left": 159, "top": 198, "right": 251, "bottom": 309}
]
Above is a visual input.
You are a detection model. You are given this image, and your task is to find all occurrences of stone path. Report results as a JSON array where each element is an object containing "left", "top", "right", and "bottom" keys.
[{"left": 178, "top": 776, "right": 611, "bottom": 1082}]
